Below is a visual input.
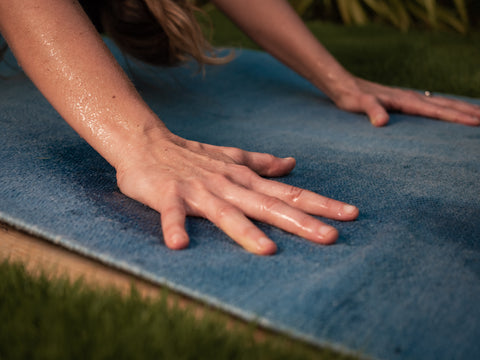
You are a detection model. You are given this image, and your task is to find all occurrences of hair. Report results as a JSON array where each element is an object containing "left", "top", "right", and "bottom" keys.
[
  {"left": 0, "top": 0, "right": 232, "bottom": 68},
  {"left": 101, "top": 0, "right": 232, "bottom": 67}
]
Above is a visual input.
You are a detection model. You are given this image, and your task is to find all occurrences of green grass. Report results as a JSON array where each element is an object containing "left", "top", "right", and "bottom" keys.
[
  {"left": 0, "top": 260, "right": 355, "bottom": 360},
  {"left": 206, "top": 8, "right": 480, "bottom": 98},
  {"left": 2, "top": 10, "right": 480, "bottom": 360}
]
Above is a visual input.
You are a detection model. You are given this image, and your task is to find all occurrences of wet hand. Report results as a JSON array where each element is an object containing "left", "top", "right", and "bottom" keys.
[
  {"left": 332, "top": 77, "right": 480, "bottom": 127},
  {"left": 115, "top": 131, "right": 358, "bottom": 255}
]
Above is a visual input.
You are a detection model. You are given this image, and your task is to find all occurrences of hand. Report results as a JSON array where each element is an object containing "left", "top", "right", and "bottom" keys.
[
  {"left": 115, "top": 130, "right": 359, "bottom": 255},
  {"left": 332, "top": 77, "right": 480, "bottom": 127}
]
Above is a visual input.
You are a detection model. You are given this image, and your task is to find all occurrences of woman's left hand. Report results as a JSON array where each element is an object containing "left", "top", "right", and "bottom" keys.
[
  {"left": 212, "top": 0, "right": 480, "bottom": 128},
  {"left": 332, "top": 77, "right": 480, "bottom": 127}
]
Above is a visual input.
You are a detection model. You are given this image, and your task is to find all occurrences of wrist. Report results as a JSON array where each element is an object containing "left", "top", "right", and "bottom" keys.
[
  {"left": 309, "top": 63, "right": 357, "bottom": 102},
  {"left": 110, "top": 119, "right": 180, "bottom": 175},
  {"left": 85, "top": 106, "right": 173, "bottom": 172}
]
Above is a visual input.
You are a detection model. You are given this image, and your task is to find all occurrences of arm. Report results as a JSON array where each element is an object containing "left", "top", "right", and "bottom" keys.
[
  {"left": 213, "top": 0, "right": 480, "bottom": 126},
  {"left": 0, "top": 0, "right": 159, "bottom": 168},
  {"left": 0, "top": 0, "right": 358, "bottom": 255}
]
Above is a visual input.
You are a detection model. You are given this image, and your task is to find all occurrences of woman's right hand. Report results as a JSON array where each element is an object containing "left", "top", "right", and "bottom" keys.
[
  {"left": 1, "top": 0, "right": 359, "bottom": 255},
  {"left": 115, "top": 129, "right": 359, "bottom": 255}
]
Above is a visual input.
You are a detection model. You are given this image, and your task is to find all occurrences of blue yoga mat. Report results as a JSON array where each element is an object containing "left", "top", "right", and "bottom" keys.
[{"left": 1, "top": 40, "right": 479, "bottom": 360}]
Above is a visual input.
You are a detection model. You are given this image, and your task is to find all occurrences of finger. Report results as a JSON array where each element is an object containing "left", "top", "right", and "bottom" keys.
[
  {"left": 336, "top": 91, "right": 390, "bottom": 127},
  {"left": 385, "top": 92, "right": 480, "bottom": 126},
  {"left": 260, "top": 181, "right": 359, "bottom": 221},
  {"left": 221, "top": 146, "right": 296, "bottom": 177},
  {"left": 160, "top": 195, "right": 189, "bottom": 250},
  {"left": 424, "top": 95, "right": 480, "bottom": 123},
  {"left": 362, "top": 95, "right": 390, "bottom": 127},
  {"left": 191, "top": 192, "right": 277, "bottom": 255},
  {"left": 228, "top": 172, "right": 359, "bottom": 221},
  {"left": 212, "top": 183, "right": 340, "bottom": 245},
  {"left": 409, "top": 100, "right": 478, "bottom": 126}
]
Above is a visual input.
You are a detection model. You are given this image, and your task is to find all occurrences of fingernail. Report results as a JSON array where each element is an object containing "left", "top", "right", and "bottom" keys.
[
  {"left": 317, "top": 226, "right": 338, "bottom": 243},
  {"left": 343, "top": 204, "right": 357, "bottom": 215},
  {"left": 257, "top": 237, "right": 273, "bottom": 248},
  {"left": 371, "top": 114, "right": 386, "bottom": 127},
  {"left": 170, "top": 234, "right": 187, "bottom": 249},
  {"left": 171, "top": 234, "right": 181, "bottom": 243},
  {"left": 257, "top": 237, "right": 277, "bottom": 254}
]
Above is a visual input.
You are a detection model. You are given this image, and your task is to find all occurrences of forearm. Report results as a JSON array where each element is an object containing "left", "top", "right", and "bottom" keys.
[
  {"left": 0, "top": 0, "right": 168, "bottom": 169},
  {"left": 212, "top": 0, "right": 356, "bottom": 101}
]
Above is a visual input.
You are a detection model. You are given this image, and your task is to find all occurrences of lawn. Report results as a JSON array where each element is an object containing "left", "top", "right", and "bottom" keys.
[{"left": 207, "top": 8, "right": 480, "bottom": 98}]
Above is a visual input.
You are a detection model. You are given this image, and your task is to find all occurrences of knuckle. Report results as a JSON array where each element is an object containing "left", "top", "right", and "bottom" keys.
[
  {"left": 360, "top": 93, "right": 375, "bottom": 103},
  {"left": 297, "top": 213, "right": 314, "bottom": 228},
  {"left": 322, "top": 196, "right": 338, "bottom": 210},
  {"left": 336, "top": 95, "right": 356, "bottom": 110},
  {"left": 227, "top": 163, "right": 256, "bottom": 184},
  {"left": 189, "top": 141, "right": 204, "bottom": 151},
  {"left": 239, "top": 225, "right": 259, "bottom": 241},
  {"left": 188, "top": 176, "right": 207, "bottom": 191},
  {"left": 264, "top": 153, "right": 276, "bottom": 163},
  {"left": 262, "top": 154, "right": 281, "bottom": 175},
  {"left": 285, "top": 186, "right": 305, "bottom": 204},
  {"left": 162, "top": 180, "right": 182, "bottom": 195},
  {"left": 235, "top": 163, "right": 255, "bottom": 178},
  {"left": 161, "top": 206, "right": 178, "bottom": 217},
  {"left": 156, "top": 184, "right": 183, "bottom": 212},
  {"left": 404, "top": 90, "right": 419, "bottom": 101},
  {"left": 215, "top": 204, "right": 237, "bottom": 220},
  {"left": 261, "top": 197, "right": 283, "bottom": 213},
  {"left": 227, "top": 147, "right": 246, "bottom": 163},
  {"left": 208, "top": 172, "right": 229, "bottom": 187},
  {"left": 433, "top": 108, "right": 443, "bottom": 118}
]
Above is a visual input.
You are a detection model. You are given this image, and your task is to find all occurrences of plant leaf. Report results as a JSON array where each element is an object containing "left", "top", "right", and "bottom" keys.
[
  {"left": 350, "top": 0, "right": 369, "bottom": 25},
  {"left": 288, "top": 0, "right": 314, "bottom": 17},
  {"left": 453, "top": 0, "right": 469, "bottom": 27},
  {"left": 336, "top": 0, "right": 352, "bottom": 25}
]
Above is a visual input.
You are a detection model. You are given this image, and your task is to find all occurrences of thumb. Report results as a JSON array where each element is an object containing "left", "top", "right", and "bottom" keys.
[
  {"left": 365, "top": 97, "right": 390, "bottom": 127},
  {"left": 245, "top": 152, "right": 296, "bottom": 177}
]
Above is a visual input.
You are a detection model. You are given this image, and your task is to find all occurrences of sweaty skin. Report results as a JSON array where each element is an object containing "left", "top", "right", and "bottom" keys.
[
  {"left": 0, "top": 0, "right": 359, "bottom": 255},
  {"left": 0, "top": 0, "right": 477, "bottom": 255}
]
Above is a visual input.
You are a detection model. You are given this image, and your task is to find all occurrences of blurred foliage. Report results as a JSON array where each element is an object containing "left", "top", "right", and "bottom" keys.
[
  {"left": 203, "top": 7, "right": 480, "bottom": 98},
  {"left": 194, "top": 1, "right": 478, "bottom": 33},
  {"left": 286, "top": 0, "right": 478, "bottom": 33}
]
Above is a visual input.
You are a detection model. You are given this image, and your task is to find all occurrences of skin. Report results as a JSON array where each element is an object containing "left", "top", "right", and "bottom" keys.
[
  {"left": 0, "top": 0, "right": 478, "bottom": 256},
  {"left": 213, "top": 0, "right": 480, "bottom": 127}
]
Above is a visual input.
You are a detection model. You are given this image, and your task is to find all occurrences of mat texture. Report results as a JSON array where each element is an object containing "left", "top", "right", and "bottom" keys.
[{"left": 1, "top": 40, "right": 479, "bottom": 360}]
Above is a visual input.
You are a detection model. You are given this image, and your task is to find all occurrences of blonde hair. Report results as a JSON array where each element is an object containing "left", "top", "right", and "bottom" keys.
[
  {"left": 1, "top": 0, "right": 231, "bottom": 68},
  {"left": 101, "top": 0, "right": 232, "bottom": 67}
]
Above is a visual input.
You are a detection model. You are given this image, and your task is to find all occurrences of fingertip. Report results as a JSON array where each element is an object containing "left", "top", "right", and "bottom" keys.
[
  {"left": 370, "top": 113, "right": 389, "bottom": 127},
  {"left": 316, "top": 226, "right": 339, "bottom": 245},
  {"left": 166, "top": 233, "right": 189, "bottom": 250},
  {"left": 340, "top": 204, "right": 359, "bottom": 220},
  {"left": 263, "top": 156, "right": 296, "bottom": 177},
  {"left": 282, "top": 156, "right": 296, "bottom": 171},
  {"left": 248, "top": 237, "right": 277, "bottom": 256}
]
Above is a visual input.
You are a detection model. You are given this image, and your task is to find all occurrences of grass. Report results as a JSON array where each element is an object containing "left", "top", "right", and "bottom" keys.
[
  {"left": 205, "top": 8, "right": 480, "bottom": 98},
  {"left": 2, "top": 8, "right": 480, "bottom": 360},
  {"left": 0, "top": 260, "right": 355, "bottom": 360}
]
